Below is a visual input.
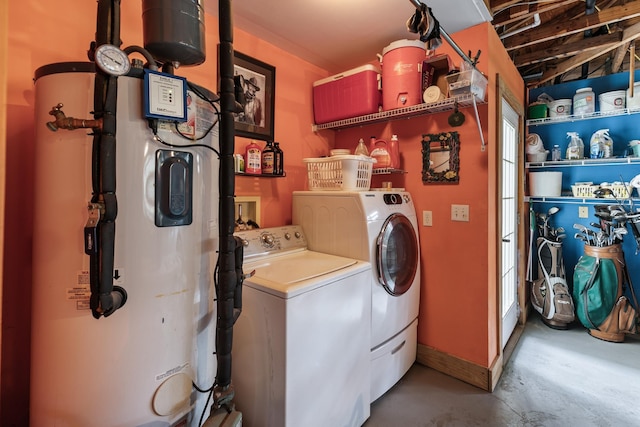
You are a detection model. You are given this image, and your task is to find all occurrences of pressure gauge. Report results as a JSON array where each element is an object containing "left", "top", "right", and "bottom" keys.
[{"left": 94, "top": 44, "right": 131, "bottom": 76}]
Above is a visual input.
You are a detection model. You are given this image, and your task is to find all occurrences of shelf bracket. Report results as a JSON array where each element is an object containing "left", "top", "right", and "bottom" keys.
[{"left": 472, "top": 96, "right": 485, "bottom": 151}]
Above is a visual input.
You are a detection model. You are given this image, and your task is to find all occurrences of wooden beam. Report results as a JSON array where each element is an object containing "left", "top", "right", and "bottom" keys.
[
  {"left": 513, "top": 32, "right": 622, "bottom": 67},
  {"left": 503, "top": 1, "right": 640, "bottom": 51},
  {"left": 536, "top": 20, "right": 640, "bottom": 85},
  {"left": 493, "top": 0, "right": 578, "bottom": 28},
  {"left": 490, "top": 0, "right": 522, "bottom": 16},
  {"left": 611, "top": 41, "right": 631, "bottom": 73}
]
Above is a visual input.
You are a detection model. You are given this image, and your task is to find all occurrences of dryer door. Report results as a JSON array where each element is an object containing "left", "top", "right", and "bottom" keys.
[{"left": 376, "top": 213, "right": 419, "bottom": 296}]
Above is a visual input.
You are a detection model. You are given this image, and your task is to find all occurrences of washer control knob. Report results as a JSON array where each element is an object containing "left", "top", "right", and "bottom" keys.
[
  {"left": 261, "top": 233, "right": 275, "bottom": 247},
  {"left": 242, "top": 239, "right": 249, "bottom": 247},
  {"left": 294, "top": 231, "right": 301, "bottom": 239},
  {"left": 284, "top": 233, "right": 291, "bottom": 240}
]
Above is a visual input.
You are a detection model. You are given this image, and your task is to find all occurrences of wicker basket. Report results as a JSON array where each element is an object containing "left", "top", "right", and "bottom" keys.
[{"left": 303, "top": 155, "right": 374, "bottom": 191}]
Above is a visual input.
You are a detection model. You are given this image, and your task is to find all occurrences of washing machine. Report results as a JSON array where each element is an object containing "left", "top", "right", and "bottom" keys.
[
  {"left": 292, "top": 191, "right": 420, "bottom": 402},
  {"left": 232, "top": 225, "right": 372, "bottom": 427}
]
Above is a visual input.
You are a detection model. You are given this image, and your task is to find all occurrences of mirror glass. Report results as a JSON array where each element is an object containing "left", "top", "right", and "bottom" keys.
[{"left": 421, "top": 131, "right": 460, "bottom": 184}]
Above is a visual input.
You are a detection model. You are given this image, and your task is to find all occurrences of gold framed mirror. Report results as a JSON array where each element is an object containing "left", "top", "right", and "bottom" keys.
[{"left": 421, "top": 131, "right": 460, "bottom": 184}]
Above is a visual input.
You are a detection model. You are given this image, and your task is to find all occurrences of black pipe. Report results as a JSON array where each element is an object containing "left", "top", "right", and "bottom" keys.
[
  {"left": 89, "top": 0, "right": 126, "bottom": 318},
  {"left": 214, "top": 0, "right": 238, "bottom": 394}
]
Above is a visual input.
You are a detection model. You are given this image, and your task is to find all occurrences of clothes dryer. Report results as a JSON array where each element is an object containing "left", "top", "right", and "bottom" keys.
[
  {"left": 292, "top": 191, "right": 420, "bottom": 402},
  {"left": 233, "top": 225, "right": 372, "bottom": 427}
]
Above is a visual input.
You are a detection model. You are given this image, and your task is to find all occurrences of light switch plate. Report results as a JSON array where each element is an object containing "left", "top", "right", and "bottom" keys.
[{"left": 451, "top": 204, "right": 469, "bottom": 222}]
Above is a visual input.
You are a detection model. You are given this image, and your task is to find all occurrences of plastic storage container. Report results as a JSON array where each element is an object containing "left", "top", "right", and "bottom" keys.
[
  {"left": 548, "top": 99, "right": 572, "bottom": 117},
  {"left": 380, "top": 39, "right": 427, "bottom": 110},
  {"left": 573, "top": 87, "right": 595, "bottom": 115},
  {"left": 529, "top": 171, "right": 563, "bottom": 197},
  {"left": 303, "top": 155, "right": 374, "bottom": 191},
  {"left": 445, "top": 69, "right": 488, "bottom": 101},
  {"left": 627, "top": 83, "right": 640, "bottom": 110},
  {"left": 599, "top": 90, "right": 626, "bottom": 112},
  {"left": 313, "top": 64, "right": 381, "bottom": 124}
]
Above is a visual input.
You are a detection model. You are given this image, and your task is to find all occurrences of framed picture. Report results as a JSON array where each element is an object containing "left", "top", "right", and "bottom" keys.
[{"left": 223, "top": 50, "right": 276, "bottom": 141}]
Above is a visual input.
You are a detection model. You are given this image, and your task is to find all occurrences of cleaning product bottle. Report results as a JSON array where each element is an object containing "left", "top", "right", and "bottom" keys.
[
  {"left": 590, "top": 129, "right": 613, "bottom": 159},
  {"left": 245, "top": 140, "right": 262, "bottom": 174},
  {"left": 354, "top": 138, "right": 369, "bottom": 156},
  {"left": 369, "top": 136, "right": 391, "bottom": 169},
  {"left": 389, "top": 134, "right": 400, "bottom": 169},
  {"left": 566, "top": 132, "right": 584, "bottom": 160},
  {"left": 261, "top": 140, "right": 275, "bottom": 174}
]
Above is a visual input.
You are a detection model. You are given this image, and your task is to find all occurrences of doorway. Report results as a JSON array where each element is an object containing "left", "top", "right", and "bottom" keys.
[{"left": 497, "top": 76, "right": 525, "bottom": 351}]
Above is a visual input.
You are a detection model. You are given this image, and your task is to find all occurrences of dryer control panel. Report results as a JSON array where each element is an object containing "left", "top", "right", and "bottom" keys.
[{"left": 235, "top": 225, "right": 308, "bottom": 260}]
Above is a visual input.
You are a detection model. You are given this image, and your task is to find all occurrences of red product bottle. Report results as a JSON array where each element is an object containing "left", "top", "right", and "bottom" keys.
[
  {"left": 389, "top": 134, "right": 400, "bottom": 170},
  {"left": 245, "top": 140, "right": 262, "bottom": 174},
  {"left": 369, "top": 136, "right": 391, "bottom": 169}
]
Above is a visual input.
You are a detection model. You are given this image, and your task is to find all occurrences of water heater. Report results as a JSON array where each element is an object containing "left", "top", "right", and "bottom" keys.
[{"left": 30, "top": 63, "right": 219, "bottom": 426}]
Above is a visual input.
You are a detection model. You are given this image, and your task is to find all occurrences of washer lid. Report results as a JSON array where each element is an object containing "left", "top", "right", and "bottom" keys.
[{"left": 243, "top": 250, "right": 366, "bottom": 298}]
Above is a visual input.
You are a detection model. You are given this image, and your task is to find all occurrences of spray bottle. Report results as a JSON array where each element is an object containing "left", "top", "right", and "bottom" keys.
[
  {"left": 354, "top": 138, "right": 369, "bottom": 156},
  {"left": 566, "top": 132, "right": 584, "bottom": 160}
]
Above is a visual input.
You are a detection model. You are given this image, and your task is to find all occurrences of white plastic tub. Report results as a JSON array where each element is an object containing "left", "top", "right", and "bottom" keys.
[
  {"left": 529, "top": 171, "right": 563, "bottom": 197},
  {"left": 573, "top": 87, "right": 595, "bottom": 115},
  {"left": 626, "top": 83, "right": 640, "bottom": 111},
  {"left": 599, "top": 90, "right": 626, "bottom": 112},
  {"left": 548, "top": 99, "right": 572, "bottom": 117}
]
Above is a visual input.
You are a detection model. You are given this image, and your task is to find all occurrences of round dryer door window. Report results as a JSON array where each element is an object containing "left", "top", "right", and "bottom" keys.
[{"left": 376, "top": 213, "right": 419, "bottom": 296}]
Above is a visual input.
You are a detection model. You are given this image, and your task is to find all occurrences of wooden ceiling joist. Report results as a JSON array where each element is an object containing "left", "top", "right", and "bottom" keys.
[
  {"left": 536, "top": 20, "right": 640, "bottom": 85},
  {"left": 513, "top": 31, "right": 622, "bottom": 67},
  {"left": 492, "top": 0, "right": 578, "bottom": 28},
  {"left": 503, "top": 1, "right": 640, "bottom": 51}
]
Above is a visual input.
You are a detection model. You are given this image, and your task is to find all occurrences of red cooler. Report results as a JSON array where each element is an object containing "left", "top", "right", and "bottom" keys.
[
  {"left": 381, "top": 39, "right": 427, "bottom": 111},
  {"left": 313, "top": 64, "right": 381, "bottom": 124}
]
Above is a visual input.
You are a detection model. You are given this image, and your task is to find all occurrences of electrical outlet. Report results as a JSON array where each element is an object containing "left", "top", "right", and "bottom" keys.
[
  {"left": 422, "top": 210, "right": 433, "bottom": 226},
  {"left": 451, "top": 204, "right": 469, "bottom": 222},
  {"left": 578, "top": 206, "right": 589, "bottom": 218}
]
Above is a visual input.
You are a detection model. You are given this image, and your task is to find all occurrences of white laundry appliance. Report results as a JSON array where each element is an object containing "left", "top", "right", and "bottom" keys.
[
  {"left": 233, "top": 225, "right": 372, "bottom": 427},
  {"left": 292, "top": 191, "right": 420, "bottom": 402}
]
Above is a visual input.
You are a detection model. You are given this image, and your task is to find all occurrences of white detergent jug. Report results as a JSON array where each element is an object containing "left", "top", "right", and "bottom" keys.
[{"left": 590, "top": 129, "right": 613, "bottom": 158}]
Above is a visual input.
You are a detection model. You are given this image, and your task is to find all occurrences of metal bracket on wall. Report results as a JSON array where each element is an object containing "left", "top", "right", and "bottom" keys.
[{"left": 472, "top": 96, "right": 486, "bottom": 152}]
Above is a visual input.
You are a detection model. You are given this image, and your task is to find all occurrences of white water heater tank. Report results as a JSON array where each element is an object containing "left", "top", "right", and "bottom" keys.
[{"left": 30, "top": 64, "right": 219, "bottom": 426}]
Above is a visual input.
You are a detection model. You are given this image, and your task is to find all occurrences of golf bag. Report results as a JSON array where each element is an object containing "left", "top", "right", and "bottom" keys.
[
  {"left": 573, "top": 244, "right": 639, "bottom": 342},
  {"left": 531, "top": 237, "right": 576, "bottom": 329}
]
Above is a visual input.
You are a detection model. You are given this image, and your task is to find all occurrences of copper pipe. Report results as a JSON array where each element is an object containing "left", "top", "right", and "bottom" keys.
[{"left": 47, "top": 103, "right": 103, "bottom": 131}]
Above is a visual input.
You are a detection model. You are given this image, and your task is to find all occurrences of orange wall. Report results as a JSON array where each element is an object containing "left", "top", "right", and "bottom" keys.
[{"left": 334, "top": 23, "right": 524, "bottom": 367}]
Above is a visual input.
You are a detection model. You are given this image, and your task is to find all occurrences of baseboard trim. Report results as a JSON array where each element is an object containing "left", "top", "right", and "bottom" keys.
[{"left": 417, "top": 344, "right": 500, "bottom": 392}]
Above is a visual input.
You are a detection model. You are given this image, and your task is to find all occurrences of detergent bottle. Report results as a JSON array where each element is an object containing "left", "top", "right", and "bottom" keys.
[
  {"left": 590, "top": 129, "right": 613, "bottom": 159},
  {"left": 566, "top": 132, "right": 584, "bottom": 160},
  {"left": 369, "top": 136, "right": 391, "bottom": 169}
]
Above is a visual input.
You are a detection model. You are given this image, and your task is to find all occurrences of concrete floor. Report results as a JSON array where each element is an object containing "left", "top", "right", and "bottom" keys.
[{"left": 366, "top": 317, "right": 640, "bottom": 427}]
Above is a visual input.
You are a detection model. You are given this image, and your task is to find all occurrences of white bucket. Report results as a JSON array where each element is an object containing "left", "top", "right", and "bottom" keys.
[
  {"left": 529, "top": 171, "right": 562, "bottom": 197},
  {"left": 627, "top": 83, "right": 640, "bottom": 111},
  {"left": 548, "top": 99, "right": 572, "bottom": 117},
  {"left": 599, "top": 90, "right": 626, "bottom": 112}
]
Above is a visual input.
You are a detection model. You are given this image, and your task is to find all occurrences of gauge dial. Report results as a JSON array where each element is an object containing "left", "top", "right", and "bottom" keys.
[{"left": 95, "top": 44, "right": 131, "bottom": 76}]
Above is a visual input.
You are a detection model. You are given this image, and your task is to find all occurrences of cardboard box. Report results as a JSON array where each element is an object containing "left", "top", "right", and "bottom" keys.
[
  {"left": 422, "top": 55, "right": 453, "bottom": 98},
  {"left": 313, "top": 64, "right": 381, "bottom": 124}
]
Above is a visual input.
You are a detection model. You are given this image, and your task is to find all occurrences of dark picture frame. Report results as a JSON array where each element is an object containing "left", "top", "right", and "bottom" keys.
[
  {"left": 221, "top": 49, "right": 276, "bottom": 141},
  {"left": 421, "top": 131, "right": 460, "bottom": 184}
]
